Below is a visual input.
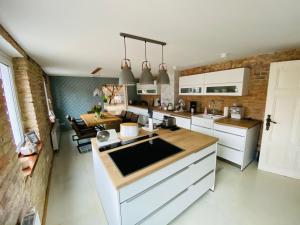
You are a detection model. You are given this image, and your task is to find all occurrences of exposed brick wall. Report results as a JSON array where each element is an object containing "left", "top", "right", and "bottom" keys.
[
  {"left": 0, "top": 28, "right": 53, "bottom": 224},
  {"left": 179, "top": 49, "right": 300, "bottom": 121}
]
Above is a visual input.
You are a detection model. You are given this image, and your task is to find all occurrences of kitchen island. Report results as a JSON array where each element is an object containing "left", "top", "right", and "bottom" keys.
[{"left": 92, "top": 128, "right": 218, "bottom": 225}]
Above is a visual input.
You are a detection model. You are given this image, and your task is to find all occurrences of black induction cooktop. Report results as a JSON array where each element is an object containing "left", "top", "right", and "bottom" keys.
[{"left": 109, "top": 138, "right": 183, "bottom": 176}]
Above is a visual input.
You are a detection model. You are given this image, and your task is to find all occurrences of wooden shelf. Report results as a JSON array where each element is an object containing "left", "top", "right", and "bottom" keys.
[{"left": 18, "top": 142, "right": 43, "bottom": 177}]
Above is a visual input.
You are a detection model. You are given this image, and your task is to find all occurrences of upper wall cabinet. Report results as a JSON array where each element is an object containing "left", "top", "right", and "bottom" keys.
[
  {"left": 179, "top": 74, "right": 205, "bottom": 95},
  {"left": 179, "top": 68, "right": 250, "bottom": 96},
  {"left": 137, "top": 83, "right": 161, "bottom": 95}
]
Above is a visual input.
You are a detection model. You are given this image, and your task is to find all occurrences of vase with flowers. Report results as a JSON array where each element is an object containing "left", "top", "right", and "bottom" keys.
[{"left": 92, "top": 105, "right": 102, "bottom": 118}]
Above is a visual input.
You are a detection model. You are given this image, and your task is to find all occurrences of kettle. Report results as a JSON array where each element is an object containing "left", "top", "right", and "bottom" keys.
[{"left": 167, "top": 103, "right": 174, "bottom": 111}]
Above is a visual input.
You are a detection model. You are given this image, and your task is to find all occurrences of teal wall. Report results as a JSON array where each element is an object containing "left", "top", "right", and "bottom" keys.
[{"left": 50, "top": 76, "right": 119, "bottom": 129}]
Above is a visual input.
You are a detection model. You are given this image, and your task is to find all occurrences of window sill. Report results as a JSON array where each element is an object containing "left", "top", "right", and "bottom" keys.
[{"left": 18, "top": 142, "right": 43, "bottom": 177}]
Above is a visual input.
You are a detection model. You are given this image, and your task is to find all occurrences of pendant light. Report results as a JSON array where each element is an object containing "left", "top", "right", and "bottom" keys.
[
  {"left": 158, "top": 45, "right": 170, "bottom": 84},
  {"left": 119, "top": 36, "right": 136, "bottom": 86},
  {"left": 140, "top": 41, "right": 154, "bottom": 84}
]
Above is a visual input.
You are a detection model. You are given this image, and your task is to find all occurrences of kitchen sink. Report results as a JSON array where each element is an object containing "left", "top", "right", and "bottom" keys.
[{"left": 195, "top": 114, "right": 224, "bottom": 120}]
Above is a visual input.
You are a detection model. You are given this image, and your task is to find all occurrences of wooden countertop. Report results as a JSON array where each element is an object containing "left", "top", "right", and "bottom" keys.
[
  {"left": 128, "top": 105, "right": 192, "bottom": 119},
  {"left": 215, "top": 118, "right": 261, "bottom": 129},
  {"left": 92, "top": 128, "right": 218, "bottom": 189},
  {"left": 80, "top": 112, "right": 121, "bottom": 127}
]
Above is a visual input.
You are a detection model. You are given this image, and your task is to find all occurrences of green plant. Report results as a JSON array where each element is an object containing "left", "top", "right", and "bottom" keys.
[{"left": 92, "top": 105, "right": 102, "bottom": 114}]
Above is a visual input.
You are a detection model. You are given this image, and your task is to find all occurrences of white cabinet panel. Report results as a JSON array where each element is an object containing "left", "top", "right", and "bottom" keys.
[
  {"left": 214, "top": 130, "right": 245, "bottom": 151},
  {"left": 205, "top": 68, "right": 248, "bottom": 84},
  {"left": 192, "top": 116, "right": 214, "bottom": 128},
  {"left": 179, "top": 74, "right": 204, "bottom": 86},
  {"left": 174, "top": 116, "right": 191, "bottom": 129},
  {"left": 191, "top": 125, "right": 213, "bottom": 136},
  {"left": 217, "top": 144, "right": 243, "bottom": 165},
  {"left": 121, "top": 153, "right": 216, "bottom": 225},
  {"left": 153, "top": 111, "right": 168, "bottom": 121},
  {"left": 140, "top": 172, "right": 214, "bottom": 225},
  {"left": 214, "top": 123, "right": 247, "bottom": 136}
]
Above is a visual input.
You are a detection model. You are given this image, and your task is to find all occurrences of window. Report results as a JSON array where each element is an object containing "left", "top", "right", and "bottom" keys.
[{"left": 0, "top": 51, "right": 24, "bottom": 146}]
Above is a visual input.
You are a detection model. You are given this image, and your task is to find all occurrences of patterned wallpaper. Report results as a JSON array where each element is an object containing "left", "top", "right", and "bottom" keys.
[{"left": 50, "top": 76, "right": 119, "bottom": 129}]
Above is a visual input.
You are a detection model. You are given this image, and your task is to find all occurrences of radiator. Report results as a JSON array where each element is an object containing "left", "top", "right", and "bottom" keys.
[{"left": 51, "top": 119, "right": 61, "bottom": 151}]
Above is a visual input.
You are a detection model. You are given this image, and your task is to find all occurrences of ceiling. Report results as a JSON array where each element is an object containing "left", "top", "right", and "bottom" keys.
[{"left": 0, "top": 0, "right": 300, "bottom": 77}]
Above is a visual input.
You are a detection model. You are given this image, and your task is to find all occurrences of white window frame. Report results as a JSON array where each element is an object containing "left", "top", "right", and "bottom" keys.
[{"left": 0, "top": 50, "right": 24, "bottom": 146}]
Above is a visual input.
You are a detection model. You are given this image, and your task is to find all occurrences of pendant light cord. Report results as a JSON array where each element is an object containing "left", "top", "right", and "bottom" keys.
[
  {"left": 124, "top": 36, "right": 127, "bottom": 60},
  {"left": 161, "top": 45, "right": 164, "bottom": 64}
]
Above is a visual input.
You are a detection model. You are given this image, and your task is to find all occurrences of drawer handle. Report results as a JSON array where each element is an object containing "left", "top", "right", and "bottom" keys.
[
  {"left": 215, "top": 129, "right": 245, "bottom": 137},
  {"left": 192, "top": 170, "right": 214, "bottom": 186},
  {"left": 218, "top": 143, "right": 241, "bottom": 152},
  {"left": 193, "top": 151, "right": 216, "bottom": 165},
  {"left": 124, "top": 166, "right": 189, "bottom": 204}
]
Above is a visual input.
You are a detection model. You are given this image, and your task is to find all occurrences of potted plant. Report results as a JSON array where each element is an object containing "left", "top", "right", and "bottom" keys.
[{"left": 92, "top": 105, "right": 102, "bottom": 118}]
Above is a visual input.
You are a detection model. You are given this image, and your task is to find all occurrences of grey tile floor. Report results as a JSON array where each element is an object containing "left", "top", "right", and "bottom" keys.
[{"left": 46, "top": 131, "right": 300, "bottom": 225}]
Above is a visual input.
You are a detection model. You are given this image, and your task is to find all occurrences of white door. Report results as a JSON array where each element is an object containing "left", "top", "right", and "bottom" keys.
[{"left": 259, "top": 60, "right": 300, "bottom": 179}]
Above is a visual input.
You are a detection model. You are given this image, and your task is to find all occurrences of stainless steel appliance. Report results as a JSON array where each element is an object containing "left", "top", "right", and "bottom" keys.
[
  {"left": 230, "top": 106, "right": 244, "bottom": 119},
  {"left": 162, "top": 115, "right": 176, "bottom": 128}
]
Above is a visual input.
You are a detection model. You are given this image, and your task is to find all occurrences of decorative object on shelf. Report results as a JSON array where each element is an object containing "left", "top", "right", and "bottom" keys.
[
  {"left": 158, "top": 45, "right": 170, "bottom": 84},
  {"left": 119, "top": 33, "right": 167, "bottom": 85},
  {"left": 25, "top": 131, "right": 40, "bottom": 144},
  {"left": 119, "top": 36, "right": 135, "bottom": 86},
  {"left": 140, "top": 41, "right": 154, "bottom": 84}
]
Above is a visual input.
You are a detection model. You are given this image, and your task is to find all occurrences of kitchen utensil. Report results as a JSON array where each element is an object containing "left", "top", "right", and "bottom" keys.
[
  {"left": 97, "top": 130, "right": 110, "bottom": 142},
  {"left": 167, "top": 103, "right": 174, "bottom": 111}
]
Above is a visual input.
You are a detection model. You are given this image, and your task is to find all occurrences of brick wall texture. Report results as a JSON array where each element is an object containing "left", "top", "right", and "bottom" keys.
[
  {"left": 179, "top": 49, "right": 300, "bottom": 121},
  {"left": 0, "top": 52, "right": 53, "bottom": 224}
]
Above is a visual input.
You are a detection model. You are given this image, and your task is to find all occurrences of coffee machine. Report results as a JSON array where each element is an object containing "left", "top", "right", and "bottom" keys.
[{"left": 190, "top": 101, "right": 197, "bottom": 113}]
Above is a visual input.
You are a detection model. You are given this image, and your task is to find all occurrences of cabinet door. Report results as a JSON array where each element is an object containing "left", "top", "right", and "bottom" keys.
[
  {"left": 214, "top": 130, "right": 245, "bottom": 151},
  {"left": 179, "top": 74, "right": 204, "bottom": 86},
  {"left": 174, "top": 116, "right": 191, "bottom": 129},
  {"left": 191, "top": 125, "right": 213, "bottom": 136},
  {"left": 205, "top": 68, "right": 246, "bottom": 84},
  {"left": 217, "top": 144, "right": 243, "bottom": 165}
]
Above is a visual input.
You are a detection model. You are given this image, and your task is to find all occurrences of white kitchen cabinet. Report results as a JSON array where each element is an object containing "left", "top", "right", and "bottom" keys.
[
  {"left": 213, "top": 123, "right": 260, "bottom": 170},
  {"left": 191, "top": 124, "right": 213, "bottom": 136},
  {"left": 93, "top": 141, "right": 217, "bottom": 225},
  {"left": 173, "top": 116, "right": 191, "bottom": 129},
  {"left": 179, "top": 68, "right": 250, "bottom": 96},
  {"left": 137, "top": 83, "right": 161, "bottom": 95},
  {"left": 127, "top": 106, "right": 148, "bottom": 116}
]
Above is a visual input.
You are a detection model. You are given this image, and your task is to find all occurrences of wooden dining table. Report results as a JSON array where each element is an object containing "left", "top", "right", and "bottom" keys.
[{"left": 80, "top": 112, "right": 121, "bottom": 127}]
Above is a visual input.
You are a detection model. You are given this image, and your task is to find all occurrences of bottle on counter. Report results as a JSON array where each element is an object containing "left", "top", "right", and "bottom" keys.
[{"left": 204, "top": 107, "right": 208, "bottom": 115}]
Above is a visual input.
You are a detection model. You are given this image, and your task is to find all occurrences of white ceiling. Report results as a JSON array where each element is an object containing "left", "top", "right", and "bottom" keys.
[{"left": 0, "top": 0, "right": 300, "bottom": 77}]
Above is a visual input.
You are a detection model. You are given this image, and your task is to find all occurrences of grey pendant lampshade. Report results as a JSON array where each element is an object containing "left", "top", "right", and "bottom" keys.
[
  {"left": 119, "top": 59, "right": 135, "bottom": 86},
  {"left": 140, "top": 61, "right": 154, "bottom": 84},
  {"left": 158, "top": 64, "right": 170, "bottom": 84},
  {"left": 157, "top": 45, "right": 170, "bottom": 84},
  {"left": 119, "top": 36, "right": 136, "bottom": 86}
]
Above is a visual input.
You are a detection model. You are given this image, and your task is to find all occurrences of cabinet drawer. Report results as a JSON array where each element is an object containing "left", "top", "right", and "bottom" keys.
[
  {"left": 214, "top": 130, "right": 245, "bottom": 151},
  {"left": 153, "top": 111, "right": 168, "bottom": 121},
  {"left": 191, "top": 125, "right": 213, "bottom": 136},
  {"left": 214, "top": 123, "right": 247, "bottom": 136},
  {"left": 217, "top": 144, "right": 243, "bottom": 165},
  {"left": 139, "top": 172, "right": 214, "bottom": 225},
  {"left": 191, "top": 116, "right": 213, "bottom": 128},
  {"left": 174, "top": 116, "right": 191, "bottom": 129},
  {"left": 120, "top": 152, "right": 216, "bottom": 225}
]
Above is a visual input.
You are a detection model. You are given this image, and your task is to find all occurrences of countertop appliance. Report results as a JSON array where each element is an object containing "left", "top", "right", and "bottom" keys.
[
  {"left": 190, "top": 101, "right": 197, "bottom": 113},
  {"left": 167, "top": 103, "right": 174, "bottom": 111},
  {"left": 230, "top": 106, "right": 244, "bottom": 119},
  {"left": 162, "top": 115, "right": 176, "bottom": 128},
  {"left": 109, "top": 138, "right": 183, "bottom": 176}
]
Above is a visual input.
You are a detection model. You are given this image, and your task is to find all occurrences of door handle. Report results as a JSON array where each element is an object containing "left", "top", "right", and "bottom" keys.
[{"left": 266, "top": 114, "right": 277, "bottom": 131}]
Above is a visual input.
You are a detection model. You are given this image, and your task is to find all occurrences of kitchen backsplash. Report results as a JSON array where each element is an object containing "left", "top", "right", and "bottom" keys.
[{"left": 142, "top": 49, "right": 300, "bottom": 121}]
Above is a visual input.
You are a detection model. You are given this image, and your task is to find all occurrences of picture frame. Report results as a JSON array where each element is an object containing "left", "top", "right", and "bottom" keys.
[{"left": 25, "top": 131, "right": 40, "bottom": 144}]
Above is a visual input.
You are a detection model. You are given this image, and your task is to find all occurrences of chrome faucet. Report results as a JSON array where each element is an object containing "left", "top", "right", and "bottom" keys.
[{"left": 209, "top": 100, "right": 216, "bottom": 115}]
